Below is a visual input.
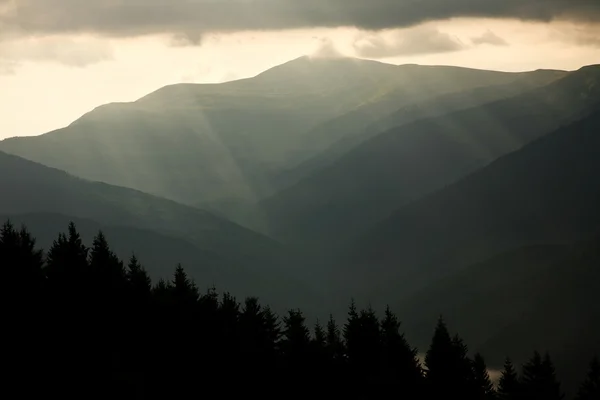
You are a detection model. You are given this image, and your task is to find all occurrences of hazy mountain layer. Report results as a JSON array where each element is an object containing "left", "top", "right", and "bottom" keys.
[
  {"left": 0, "top": 57, "right": 547, "bottom": 222},
  {"left": 281, "top": 69, "right": 567, "bottom": 185},
  {"left": 341, "top": 107, "right": 600, "bottom": 303},
  {"left": 262, "top": 65, "right": 600, "bottom": 245},
  {"left": 0, "top": 152, "right": 319, "bottom": 310}
]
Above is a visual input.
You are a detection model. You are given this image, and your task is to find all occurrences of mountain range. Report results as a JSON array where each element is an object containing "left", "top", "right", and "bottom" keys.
[{"left": 1, "top": 56, "right": 599, "bottom": 391}]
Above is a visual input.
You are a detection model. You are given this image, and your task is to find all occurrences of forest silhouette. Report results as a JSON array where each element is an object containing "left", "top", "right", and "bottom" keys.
[{"left": 2, "top": 220, "right": 598, "bottom": 399}]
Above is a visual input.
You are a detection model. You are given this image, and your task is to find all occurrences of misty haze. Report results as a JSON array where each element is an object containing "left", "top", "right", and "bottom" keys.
[{"left": 1, "top": 1, "right": 599, "bottom": 399}]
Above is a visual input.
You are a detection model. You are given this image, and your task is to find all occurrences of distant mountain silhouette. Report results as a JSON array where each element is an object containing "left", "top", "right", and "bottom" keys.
[
  {"left": 261, "top": 65, "right": 600, "bottom": 245},
  {"left": 0, "top": 57, "right": 555, "bottom": 228},
  {"left": 0, "top": 152, "right": 317, "bottom": 311}
]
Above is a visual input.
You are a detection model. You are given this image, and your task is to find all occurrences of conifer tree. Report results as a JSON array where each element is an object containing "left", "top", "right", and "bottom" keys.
[
  {"left": 498, "top": 357, "right": 520, "bottom": 400},
  {"left": 172, "top": 264, "right": 199, "bottom": 306},
  {"left": 343, "top": 298, "right": 360, "bottom": 361},
  {"left": 46, "top": 223, "right": 89, "bottom": 285},
  {"left": 380, "top": 305, "right": 422, "bottom": 392},
  {"left": 238, "top": 298, "right": 280, "bottom": 377},
  {"left": 521, "top": 351, "right": 564, "bottom": 400},
  {"left": 281, "top": 309, "right": 310, "bottom": 361},
  {"left": 261, "top": 306, "right": 281, "bottom": 353},
  {"left": 426, "top": 317, "right": 473, "bottom": 398},
  {"left": 540, "top": 353, "right": 564, "bottom": 400},
  {"left": 425, "top": 316, "right": 454, "bottom": 386},
  {"left": 575, "top": 356, "right": 600, "bottom": 400},
  {"left": 313, "top": 319, "right": 326, "bottom": 349},
  {"left": 126, "top": 254, "right": 151, "bottom": 297},
  {"left": 326, "top": 314, "right": 344, "bottom": 362},
  {"left": 452, "top": 334, "right": 476, "bottom": 397},
  {"left": 0, "top": 221, "right": 44, "bottom": 290},
  {"left": 310, "top": 319, "right": 328, "bottom": 382},
  {"left": 472, "top": 353, "right": 496, "bottom": 399},
  {"left": 280, "top": 309, "right": 310, "bottom": 385},
  {"left": 90, "top": 230, "right": 126, "bottom": 295}
]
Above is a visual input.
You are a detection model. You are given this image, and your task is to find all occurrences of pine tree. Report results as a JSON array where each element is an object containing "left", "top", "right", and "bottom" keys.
[
  {"left": 452, "top": 334, "right": 476, "bottom": 397},
  {"left": 281, "top": 309, "right": 311, "bottom": 384},
  {"left": 425, "top": 316, "right": 473, "bottom": 398},
  {"left": 126, "top": 254, "right": 151, "bottom": 297},
  {"left": 575, "top": 356, "right": 600, "bottom": 400},
  {"left": 45, "top": 223, "right": 89, "bottom": 296},
  {"left": 498, "top": 357, "right": 520, "bottom": 400},
  {"left": 380, "top": 305, "right": 422, "bottom": 392},
  {"left": 239, "top": 298, "right": 280, "bottom": 375},
  {"left": 521, "top": 351, "right": 564, "bottom": 400},
  {"left": 261, "top": 306, "right": 281, "bottom": 353},
  {"left": 326, "top": 314, "right": 344, "bottom": 362},
  {"left": 217, "top": 292, "right": 240, "bottom": 369},
  {"left": 0, "top": 221, "right": 44, "bottom": 290},
  {"left": 310, "top": 319, "right": 328, "bottom": 383},
  {"left": 16, "top": 226, "right": 44, "bottom": 285},
  {"left": 425, "top": 316, "right": 453, "bottom": 386},
  {"left": 472, "top": 353, "right": 496, "bottom": 399},
  {"left": 172, "top": 264, "right": 199, "bottom": 306},
  {"left": 343, "top": 298, "right": 360, "bottom": 362},
  {"left": 540, "top": 353, "right": 564, "bottom": 400},
  {"left": 281, "top": 309, "right": 310, "bottom": 361},
  {"left": 313, "top": 320, "right": 326, "bottom": 349},
  {"left": 90, "top": 230, "right": 126, "bottom": 294}
]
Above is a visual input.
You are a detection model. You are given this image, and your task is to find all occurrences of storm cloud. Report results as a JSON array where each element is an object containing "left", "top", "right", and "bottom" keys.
[{"left": 1, "top": 0, "right": 599, "bottom": 39}]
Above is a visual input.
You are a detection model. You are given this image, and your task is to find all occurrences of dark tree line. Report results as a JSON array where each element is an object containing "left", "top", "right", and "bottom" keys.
[{"left": 1, "top": 221, "right": 598, "bottom": 399}]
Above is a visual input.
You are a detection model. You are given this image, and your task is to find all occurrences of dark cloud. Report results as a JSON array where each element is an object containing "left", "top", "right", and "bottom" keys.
[
  {"left": 353, "top": 27, "right": 465, "bottom": 58},
  {"left": 472, "top": 30, "right": 509, "bottom": 46},
  {"left": 1, "top": 1, "right": 599, "bottom": 39}
]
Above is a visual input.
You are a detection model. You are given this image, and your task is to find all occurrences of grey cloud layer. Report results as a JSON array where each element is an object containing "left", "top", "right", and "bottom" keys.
[{"left": 1, "top": 0, "right": 599, "bottom": 38}]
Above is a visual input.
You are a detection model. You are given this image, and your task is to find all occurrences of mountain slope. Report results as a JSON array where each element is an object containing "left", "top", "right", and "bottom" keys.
[
  {"left": 261, "top": 65, "right": 600, "bottom": 245},
  {"left": 0, "top": 58, "right": 551, "bottom": 221},
  {"left": 342, "top": 107, "right": 600, "bottom": 302},
  {"left": 0, "top": 151, "right": 317, "bottom": 310},
  {"left": 281, "top": 69, "right": 566, "bottom": 184}
]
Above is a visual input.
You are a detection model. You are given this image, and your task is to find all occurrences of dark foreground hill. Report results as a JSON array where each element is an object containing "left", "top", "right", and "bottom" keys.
[
  {"left": 394, "top": 240, "right": 600, "bottom": 397},
  {"left": 3, "top": 219, "right": 597, "bottom": 398}
]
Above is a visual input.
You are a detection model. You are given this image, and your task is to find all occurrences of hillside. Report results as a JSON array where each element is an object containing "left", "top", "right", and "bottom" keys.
[
  {"left": 0, "top": 57, "right": 549, "bottom": 225},
  {"left": 0, "top": 152, "right": 318, "bottom": 310},
  {"left": 340, "top": 108, "right": 600, "bottom": 303},
  {"left": 261, "top": 65, "right": 600, "bottom": 245},
  {"left": 281, "top": 69, "right": 566, "bottom": 184}
]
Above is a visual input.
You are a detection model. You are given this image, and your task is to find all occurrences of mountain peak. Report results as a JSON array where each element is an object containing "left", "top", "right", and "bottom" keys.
[{"left": 253, "top": 55, "right": 398, "bottom": 83}]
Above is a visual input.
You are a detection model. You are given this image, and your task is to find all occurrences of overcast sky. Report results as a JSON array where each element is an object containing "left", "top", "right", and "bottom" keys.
[{"left": 1, "top": 0, "right": 599, "bottom": 139}]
